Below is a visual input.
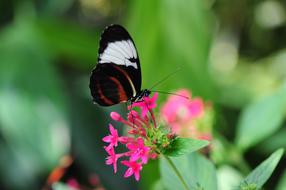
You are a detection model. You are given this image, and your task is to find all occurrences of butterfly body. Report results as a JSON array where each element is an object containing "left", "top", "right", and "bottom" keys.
[
  {"left": 130, "top": 89, "right": 151, "bottom": 103},
  {"left": 89, "top": 24, "right": 149, "bottom": 106}
]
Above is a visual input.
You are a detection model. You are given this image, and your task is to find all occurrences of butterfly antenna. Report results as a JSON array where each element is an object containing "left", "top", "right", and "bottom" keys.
[
  {"left": 151, "top": 90, "right": 189, "bottom": 99},
  {"left": 148, "top": 67, "right": 181, "bottom": 90}
]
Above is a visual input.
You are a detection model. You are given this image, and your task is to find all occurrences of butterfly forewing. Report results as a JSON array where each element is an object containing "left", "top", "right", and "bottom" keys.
[{"left": 89, "top": 24, "right": 141, "bottom": 106}]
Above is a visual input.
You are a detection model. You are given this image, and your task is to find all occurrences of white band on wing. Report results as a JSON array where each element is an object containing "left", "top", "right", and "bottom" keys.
[{"left": 99, "top": 40, "right": 138, "bottom": 69}]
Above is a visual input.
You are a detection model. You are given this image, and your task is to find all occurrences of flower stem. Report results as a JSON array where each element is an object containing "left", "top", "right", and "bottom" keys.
[{"left": 163, "top": 155, "right": 189, "bottom": 190}]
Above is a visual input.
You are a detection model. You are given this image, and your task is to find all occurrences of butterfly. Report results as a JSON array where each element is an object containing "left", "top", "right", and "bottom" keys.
[{"left": 89, "top": 24, "right": 150, "bottom": 106}]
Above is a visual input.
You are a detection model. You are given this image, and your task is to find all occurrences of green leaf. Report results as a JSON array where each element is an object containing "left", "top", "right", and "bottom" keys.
[
  {"left": 236, "top": 148, "right": 284, "bottom": 189},
  {"left": 141, "top": 159, "right": 160, "bottom": 190},
  {"left": 151, "top": 180, "right": 166, "bottom": 190},
  {"left": 163, "top": 138, "right": 209, "bottom": 157},
  {"left": 235, "top": 86, "right": 286, "bottom": 151},
  {"left": 276, "top": 169, "right": 286, "bottom": 190},
  {"left": 160, "top": 153, "right": 217, "bottom": 190},
  {"left": 257, "top": 128, "right": 286, "bottom": 154}
]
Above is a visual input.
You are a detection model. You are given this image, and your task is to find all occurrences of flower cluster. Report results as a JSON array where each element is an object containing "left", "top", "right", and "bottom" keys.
[
  {"left": 102, "top": 93, "right": 174, "bottom": 181},
  {"left": 161, "top": 89, "right": 213, "bottom": 141},
  {"left": 102, "top": 90, "right": 213, "bottom": 181}
]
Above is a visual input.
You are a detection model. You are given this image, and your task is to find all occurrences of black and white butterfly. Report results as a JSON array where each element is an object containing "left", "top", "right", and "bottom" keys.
[{"left": 89, "top": 24, "right": 150, "bottom": 106}]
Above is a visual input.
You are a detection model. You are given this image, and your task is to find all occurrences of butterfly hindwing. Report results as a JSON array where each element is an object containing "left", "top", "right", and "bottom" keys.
[
  {"left": 90, "top": 63, "right": 135, "bottom": 106},
  {"left": 89, "top": 24, "right": 141, "bottom": 106}
]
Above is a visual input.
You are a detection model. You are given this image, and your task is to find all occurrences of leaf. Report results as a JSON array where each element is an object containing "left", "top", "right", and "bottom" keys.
[
  {"left": 235, "top": 86, "right": 286, "bottom": 151},
  {"left": 141, "top": 159, "right": 160, "bottom": 190},
  {"left": 257, "top": 128, "right": 286, "bottom": 154},
  {"left": 235, "top": 148, "right": 284, "bottom": 189},
  {"left": 160, "top": 153, "right": 217, "bottom": 190},
  {"left": 151, "top": 180, "right": 166, "bottom": 190},
  {"left": 276, "top": 169, "right": 286, "bottom": 190},
  {"left": 163, "top": 138, "right": 209, "bottom": 157}
]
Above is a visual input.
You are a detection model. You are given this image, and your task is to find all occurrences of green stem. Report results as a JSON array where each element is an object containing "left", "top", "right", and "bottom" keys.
[{"left": 163, "top": 155, "right": 189, "bottom": 190}]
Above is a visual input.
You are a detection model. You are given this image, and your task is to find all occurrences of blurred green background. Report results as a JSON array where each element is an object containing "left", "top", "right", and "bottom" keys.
[{"left": 0, "top": 0, "right": 286, "bottom": 189}]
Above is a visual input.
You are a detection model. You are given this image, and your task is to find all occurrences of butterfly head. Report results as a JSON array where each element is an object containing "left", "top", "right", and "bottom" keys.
[
  {"left": 142, "top": 89, "right": 151, "bottom": 98},
  {"left": 131, "top": 89, "right": 151, "bottom": 103}
]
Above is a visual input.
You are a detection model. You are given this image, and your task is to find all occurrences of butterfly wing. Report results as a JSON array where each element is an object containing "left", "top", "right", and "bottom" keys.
[{"left": 89, "top": 24, "right": 141, "bottom": 106}]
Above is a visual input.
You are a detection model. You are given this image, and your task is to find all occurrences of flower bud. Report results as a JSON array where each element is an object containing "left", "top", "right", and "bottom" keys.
[{"left": 110, "top": 112, "right": 122, "bottom": 121}]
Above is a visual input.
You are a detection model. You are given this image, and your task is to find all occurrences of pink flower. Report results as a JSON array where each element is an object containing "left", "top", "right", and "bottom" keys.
[
  {"left": 127, "top": 138, "right": 150, "bottom": 164},
  {"left": 160, "top": 89, "right": 213, "bottom": 147},
  {"left": 161, "top": 89, "right": 204, "bottom": 124},
  {"left": 105, "top": 147, "right": 123, "bottom": 173},
  {"left": 130, "top": 92, "right": 158, "bottom": 117},
  {"left": 121, "top": 160, "right": 143, "bottom": 181},
  {"left": 102, "top": 124, "right": 128, "bottom": 150},
  {"left": 102, "top": 93, "right": 174, "bottom": 181}
]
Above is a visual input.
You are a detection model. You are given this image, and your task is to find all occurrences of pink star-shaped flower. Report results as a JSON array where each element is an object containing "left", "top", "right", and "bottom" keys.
[
  {"left": 102, "top": 124, "right": 128, "bottom": 150},
  {"left": 127, "top": 138, "right": 150, "bottom": 164},
  {"left": 105, "top": 147, "right": 122, "bottom": 173},
  {"left": 130, "top": 93, "right": 158, "bottom": 117},
  {"left": 121, "top": 160, "right": 143, "bottom": 181}
]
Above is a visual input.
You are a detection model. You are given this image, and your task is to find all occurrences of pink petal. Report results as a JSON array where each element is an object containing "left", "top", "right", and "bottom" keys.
[
  {"left": 141, "top": 155, "right": 148, "bottom": 164},
  {"left": 124, "top": 168, "right": 134, "bottom": 178},
  {"left": 104, "top": 144, "right": 113, "bottom": 151},
  {"left": 150, "top": 92, "right": 158, "bottom": 103},
  {"left": 121, "top": 160, "right": 131, "bottom": 167},
  {"left": 102, "top": 136, "right": 111, "bottom": 143},
  {"left": 105, "top": 158, "right": 111, "bottom": 165},
  {"left": 141, "top": 107, "right": 149, "bottom": 117},
  {"left": 109, "top": 124, "right": 118, "bottom": 136},
  {"left": 126, "top": 143, "right": 137, "bottom": 150},
  {"left": 130, "top": 153, "right": 140, "bottom": 162},
  {"left": 134, "top": 170, "right": 140, "bottom": 181},
  {"left": 113, "top": 161, "right": 117, "bottom": 173}
]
